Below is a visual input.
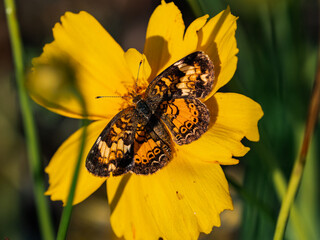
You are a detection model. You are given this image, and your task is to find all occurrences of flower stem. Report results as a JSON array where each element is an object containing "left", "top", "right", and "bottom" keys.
[
  {"left": 254, "top": 135, "right": 308, "bottom": 240},
  {"left": 56, "top": 96, "right": 88, "bottom": 240},
  {"left": 4, "top": 0, "right": 54, "bottom": 239},
  {"left": 273, "top": 28, "right": 320, "bottom": 240}
]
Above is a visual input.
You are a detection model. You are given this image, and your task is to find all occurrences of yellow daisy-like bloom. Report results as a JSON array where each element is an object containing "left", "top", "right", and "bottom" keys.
[{"left": 28, "top": 1, "right": 263, "bottom": 239}]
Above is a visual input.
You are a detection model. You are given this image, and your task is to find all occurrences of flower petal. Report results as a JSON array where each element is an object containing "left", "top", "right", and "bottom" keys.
[
  {"left": 45, "top": 120, "right": 109, "bottom": 205},
  {"left": 29, "top": 11, "right": 134, "bottom": 119},
  {"left": 198, "top": 7, "right": 239, "bottom": 98},
  {"left": 194, "top": 92, "right": 262, "bottom": 165},
  {"left": 210, "top": 92, "right": 263, "bottom": 141},
  {"left": 176, "top": 93, "right": 263, "bottom": 165},
  {"left": 176, "top": 132, "right": 242, "bottom": 166},
  {"left": 108, "top": 155, "right": 232, "bottom": 239},
  {"left": 124, "top": 48, "right": 151, "bottom": 90},
  {"left": 143, "top": 1, "right": 208, "bottom": 81},
  {"left": 143, "top": 1, "right": 184, "bottom": 80},
  {"left": 182, "top": 14, "right": 209, "bottom": 52}
]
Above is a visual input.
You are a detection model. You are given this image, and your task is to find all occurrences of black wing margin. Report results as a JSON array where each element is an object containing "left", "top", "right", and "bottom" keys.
[
  {"left": 85, "top": 107, "right": 136, "bottom": 177},
  {"left": 145, "top": 51, "right": 215, "bottom": 111}
]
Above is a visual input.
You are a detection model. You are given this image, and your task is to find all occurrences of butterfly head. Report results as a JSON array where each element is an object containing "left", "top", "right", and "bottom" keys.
[{"left": 132, "top": 94, "right": 142, "bottom": 104}]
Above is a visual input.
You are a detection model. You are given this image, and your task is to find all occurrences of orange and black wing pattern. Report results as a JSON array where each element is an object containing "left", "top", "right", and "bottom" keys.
[
  {"left": 86, "top": 107, "right": 137, "bottom": 177},
  {"left": 86, "top": 51, "right": 215, "bottom": 177},
  {"left": 131, "top": 115, "right": 172, "bottom": 175},
  {"left": 86, "top": 111, "right": 173, "bottom": 176},
  {"left": 158, "top": 98, "right": 209, "bottom": 145},
  {"left": 145, "top": 51, "right": 215, "bottom": 110}
]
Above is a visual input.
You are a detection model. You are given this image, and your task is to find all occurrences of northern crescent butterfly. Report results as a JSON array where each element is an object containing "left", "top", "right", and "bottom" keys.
[{"left": 86, "top": 51, "right": 215, "bottom": 177}]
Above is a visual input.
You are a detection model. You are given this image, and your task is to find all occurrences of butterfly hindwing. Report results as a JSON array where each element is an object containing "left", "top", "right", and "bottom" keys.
[
  {"left": 145, "top": 51, "right": 215, "bottom": 110},
  {"left": 86, "top": 107, "right": 136, "bottom": 177},
  {"left": 86, "top": 108, "right": 173, "bottom": 176},
  {"left": 131, "top": 115, "right": 172, "bottom": 175},
  {"left": 158, "top": 98, "right": 210, "bottom": 145}
]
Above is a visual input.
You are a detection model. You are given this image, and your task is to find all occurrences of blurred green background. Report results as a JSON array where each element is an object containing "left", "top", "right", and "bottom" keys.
[{"left": 0, "top": 0, "right": 319, "bottom": 239}]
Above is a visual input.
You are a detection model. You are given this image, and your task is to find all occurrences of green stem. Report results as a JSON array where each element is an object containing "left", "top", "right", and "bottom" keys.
[
  {"left": 56, "top": 96, "right": 88, "bottom": 240},
  {"left": 273, "top": 27, "right": 320, "bottom": 240},
  {"left": 4, "top": 0, "right": 54, "bottom": 239},
  {"left": 256, "top": 135, "right": 309, "bottom": 240}
]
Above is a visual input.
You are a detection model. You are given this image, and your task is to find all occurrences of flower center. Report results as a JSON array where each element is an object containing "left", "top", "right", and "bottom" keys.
[{"left": 120, "top": 83, "right": 147, "bottom": 110}]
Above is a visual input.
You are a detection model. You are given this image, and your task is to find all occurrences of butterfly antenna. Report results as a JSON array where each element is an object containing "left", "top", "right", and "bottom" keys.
[
  {"left": 96, "top": 60, "right": 143, "bottom": 100},
  {"left": 96, "top": 96, "right": 130, "bottom": 99},
  {"left": 135, "top": 59, "right": 143, "bottom": 94}
]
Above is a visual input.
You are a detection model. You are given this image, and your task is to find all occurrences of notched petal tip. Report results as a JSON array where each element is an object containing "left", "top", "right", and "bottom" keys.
[
  {"left": 108, "top": 156, "right": 233, "bottom": 239},
  {"left": 206, "top": 93, "right": 263, "bottom": 160},
  {"left": 198, "top": 8, "right": 239, "bottom": 97},
  {"left": 181, "top": 92, "right": 262, "bottom": 165}
]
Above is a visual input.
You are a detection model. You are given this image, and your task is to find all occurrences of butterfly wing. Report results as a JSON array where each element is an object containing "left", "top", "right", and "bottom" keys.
[
  {"left": 86, "top": 51, "right": 214, "bottom": 176},
  {"left": 86, "top": 107, "right": 137, "bottom": 177},
  {"left": 131, "top": 115, "right": 172, "bottom": 175},
  {"left": 145, "top": 51, "right": 215, "bottom": 110},
  {"left": 158, "top": 98, "right": 210, "bottom": 145}
]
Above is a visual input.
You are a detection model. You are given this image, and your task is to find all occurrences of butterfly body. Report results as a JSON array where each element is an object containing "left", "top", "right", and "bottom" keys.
[
  {"left": 134, "top": 97, "right": 153, "bottom": 120},
  {"left": 86, "top": 51, "right": 215, "bottom": 177}
]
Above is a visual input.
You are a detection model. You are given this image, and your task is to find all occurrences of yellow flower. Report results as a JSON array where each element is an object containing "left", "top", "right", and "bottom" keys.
[{"left": 28, "top": 1, "right": 263, "bottom": 239}]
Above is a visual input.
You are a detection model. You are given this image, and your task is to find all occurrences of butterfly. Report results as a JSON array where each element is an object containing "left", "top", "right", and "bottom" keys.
[{"left": 85, "top": 51, "right": 215, "bottom": 177}]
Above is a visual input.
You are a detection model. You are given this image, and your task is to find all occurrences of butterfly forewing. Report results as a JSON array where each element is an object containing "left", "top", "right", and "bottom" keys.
[
  {"left": 145, "top": 51, "right": 215, "bottom": 110},
  {"left": 86, "top": 107, "right": 136, "bottom": 177}
]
